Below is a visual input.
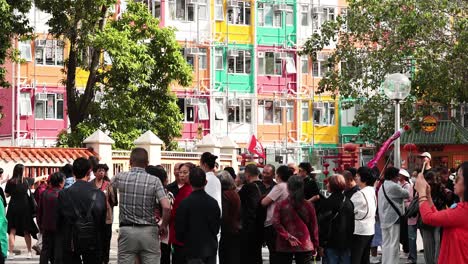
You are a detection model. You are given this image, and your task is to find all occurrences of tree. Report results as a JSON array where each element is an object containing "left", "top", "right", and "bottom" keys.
[
  {"left": 302, "top": 0, "right": 468, "bottom": 144},
  {"left": 36, "top": 0, "right": 193, "bottom": 149},
  {"left": 0, "top": 0, "right": 32, "bottom": 87}
]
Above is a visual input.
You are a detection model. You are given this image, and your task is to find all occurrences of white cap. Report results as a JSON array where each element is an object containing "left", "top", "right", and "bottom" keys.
[
  {"left": 420, "top": 152, "right": 432, "bottom": 160},
  {"left": 399, "top": 169, "right": 410, "bottom": 178}
]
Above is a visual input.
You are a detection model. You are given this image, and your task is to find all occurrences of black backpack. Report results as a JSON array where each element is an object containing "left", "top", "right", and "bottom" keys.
[{"left": 70, "top": 192, "right": 98, "bottom": 253}]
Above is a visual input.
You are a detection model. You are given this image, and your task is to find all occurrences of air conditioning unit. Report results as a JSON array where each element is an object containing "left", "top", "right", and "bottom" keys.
[
  {"left": 227, "top": 0, "right": 238, "bottom": 8},
  {"left": 35, "top": 93, "right": 47, "bottom": 101},
  {"left": 278, "top": 52, "right": 288, "bottom": 59},
  {"left": 187, "top": 0, "right": 198, "bottom": 5},
  {"left": 316, "top": 52, "right": 328, "bottom": 61},
  {"left": 312, "top": 6, "right": 324, "bottom": 14},
  {"left": 258, "top": 52, "right": 265, "bottom": 58},
  {"left": 185, "top": 97, "right": 199, "bottom": 106},
  {"left": 186, "top": 47, "right": 199, "bottom": 55},
  {"left": 274, "top": 4, "right": 289, "bottom": 12},
  {"left": 228, "top": 98, "right": 240, "bottom": 107},
  {"left": 228, "top": 49, "right": 238, "bottom": 57},
  {"left": 35, "top": 40, "right": 46, "bottom": 47},
  {"left": 274, "top": 100, "right": 288, "bottom": 108},
  {"left": 57, "top": 93, "right": 64, "bottom": 100}
]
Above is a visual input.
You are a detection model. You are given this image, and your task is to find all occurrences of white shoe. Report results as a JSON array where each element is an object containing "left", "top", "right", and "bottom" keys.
[
  {"left": 27, "top": 251, "right": 33, "bottom": 259},
  {"left": 7, "top": 253, "right": 15, "bottom": 260},
  {"left": 370, "top": 255, "right": 381, "bottom": 263}
]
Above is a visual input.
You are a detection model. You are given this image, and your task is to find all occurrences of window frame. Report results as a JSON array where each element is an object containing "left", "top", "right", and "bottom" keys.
[
  {"left": 34, "top": 93, "right": 64, "bottom": 120},
  {"left": 258, "top": 52, "right": 282, "bottom": 76},
  {"left": 19, "top": 41, "right": 32, "bottom": 62},
  {"left": 286, "top": 101, "right": 294, "bottom": 122},
  {"left": 258, "top": 3, "right": 281, "bottom": 28},
  {"left": 19, "top": 93, "right": 32, "bottom": 116},
  {"left": 258, "top": 100, "right": 282, "bottom": 124},
  {"left": 313, "top": 102, "right": 335, "bottom": 126},
  {"left": 198, "top": 48, "right": 207, "bottom": 70},
  {"left": 301, "top": 101, "right": 309, "bottom": 122},
  {"left": 177, "top": 98, "right": 195, "bottom": 123},
  {"left": 228, "top": 50, "right": 251, "bottom": 74},
  {"left": 198, "top": 99, "right": 209, "bottom": 120},
  {"left": 173, "top": 0, "right": 195, "bottom": 21},
  {"left": 35, "top": 40, "right": 64, "bottom": 66},
  {"left": 228, "top": 1, "right": 251, "bottom": 25},
  {"left": 215, "top": 0, "right": 224, "bottom": 20},
  {"left": 215, "top": 48, "right": 224, "bottom": 70},
  {"left": 228, "top": 99, "right": 252, "bottom": 124},
  {"left": 301, "top": 56, "right": 309, "bottom": 74},
  {"left": 301, "top": 5, "right": 309, "bottom": 26}
]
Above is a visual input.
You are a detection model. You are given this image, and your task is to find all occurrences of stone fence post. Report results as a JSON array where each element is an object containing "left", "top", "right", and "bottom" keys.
[
  {"left": 83, "top": 130, "right": 115, "bottom": 177},
  {"left": 220, "top": 136, "right": 239, "bottom": 171},
  {"left": 195, "top": 134, "right": 221, "bottom": 156},
  {"left": 134, "top": 130, "right": 163, "bottom": 165}
]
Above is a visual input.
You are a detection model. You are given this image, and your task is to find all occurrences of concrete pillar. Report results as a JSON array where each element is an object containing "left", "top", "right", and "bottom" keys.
[
  {"left": 195, "top": 134, "right": 221, "bottom": 156},
  {"left": 134, "top": 130, "right": 163, "bottom": 165},
  {"left": 83, "top": 130, "right": 115, "bottom": 177},
  {"left": 220, "top": 136, "right": 239, "bottom": 171}
]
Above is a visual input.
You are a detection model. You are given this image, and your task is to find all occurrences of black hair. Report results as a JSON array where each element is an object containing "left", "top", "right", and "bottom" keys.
[
  {"left": 287, "top": 176, "right": 305, "bottom": 208},
  {"left": 89, "top": 156, "right": 99, "bottom": 172},
  {"left": 95, "top": 163, "right": 109, "bottom": 172},
  {"left": 61, "top": 164, "right": 74, "bottom": 178},
  {"left": 264, "top": 164, "right": 276, "bottom": 174},
  {"left": 200, "top": 152, "right": 218, "bottom": 170},
  {"left": 73, "top": 157, "right": 91, "bottom": 179},
  {"left": 189, "top": 167, "right": 207, "bottom": 188},
  {"left": 371, "top": 166, "right": 381, "bottom": 180},
  {"left": 49, "top": 172, "right": 65, "bottom": 187},
  {"left": 298, "top": 162, "right": 313, "bottom": 174},
  {"left": 146, "top": 165, "right": 168, "bottom": 185},
  {"left": 244, "top": 164, "right": 260, "bottom": 176},
  {"left": 347, "top": 167, "right": 357, "bottom": 177},
  {"left": 357, "top": 166, "right": 376, "bottom": 186},
  {"left": 130, "top": 148, "right": 149, "bottom": 166},
  {"left": 457, "top": 162, "right": 468, "bottom": 201},
  {"left": 11, "top": 164, "right": 25, "bottom": 184},
  {"left": 384, "top": 167, "right": 400, "bottom": 181},
  {"left": 0, "top": 168, "right": 3, "bottom": 174},
  {"left": 276, "top": 165, "right": 292, "bottom": 182},
  {"left": 224, "top": 167, "right": 236, "bottom": 180}
]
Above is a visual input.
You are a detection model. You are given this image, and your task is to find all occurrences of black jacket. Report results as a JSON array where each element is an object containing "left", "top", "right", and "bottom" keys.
[
  {"left": 238, "top": 181, "right": 262, "bottom": 233},
  {"left": 318, "top": 192, "right": 354, "bottom": 250},
  {"left": 57, "top": 180, "right": 106, "bottom": 255},
  {"left": 175, "top": 189, "right": 221, "bottom": 259}
]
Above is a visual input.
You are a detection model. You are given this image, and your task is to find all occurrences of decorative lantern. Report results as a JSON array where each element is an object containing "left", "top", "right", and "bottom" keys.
[
  {"left": 323, "top": 162, "right": 330, "bottom": 168},
  {"left": 323, "top": 170, "right": 329, "bottom": 176},
  {"left": 343, "top": 143, "right": 358, "bottom": 152},
  {"left": 403, "top": 143, "right": 417, "bottom": 152}
]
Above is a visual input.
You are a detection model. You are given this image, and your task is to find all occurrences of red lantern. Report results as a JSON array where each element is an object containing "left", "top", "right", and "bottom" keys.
[
  {"left": 323, "top": 170, "right": 329, "bottom": 176},
  {"left": 403, "top": 143, "right": 417, "bottom": 152},
  {"left": 344, "top": 164, "right": 351, "bottom": 169},
  {"left": 323, "top": 178, "right": 329, "bottom": 185},
  {"left": 323, "top": 162, "right": 330, "bottom": 168},
  {"left": 343, "top": 143, "right": 357, "bottom": 152},
  {"left": 333, "top": 167, "right": 338, "bottom": 172}
]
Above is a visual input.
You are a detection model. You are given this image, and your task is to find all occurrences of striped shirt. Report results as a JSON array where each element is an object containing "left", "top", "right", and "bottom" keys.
[{"left": 112, "top": 167, "right": 167, "bottom": 225}]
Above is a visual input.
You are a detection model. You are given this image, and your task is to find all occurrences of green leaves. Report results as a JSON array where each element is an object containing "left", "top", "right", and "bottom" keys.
[{"left": 302, "top": 0, "right": 468, "bottom": 144}]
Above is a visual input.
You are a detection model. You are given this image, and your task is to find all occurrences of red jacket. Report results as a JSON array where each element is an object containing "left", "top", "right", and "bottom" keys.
[
  {"left": 420, "top": 201, "right": 468, "bottom": 264},
  {"left": 169, "top": 184, "right": 192, "bottom": 245}
]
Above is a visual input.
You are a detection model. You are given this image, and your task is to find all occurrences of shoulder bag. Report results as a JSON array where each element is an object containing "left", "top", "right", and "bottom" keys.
[{"left": 382, "top": 183, "right": 403, "bottom": 218}]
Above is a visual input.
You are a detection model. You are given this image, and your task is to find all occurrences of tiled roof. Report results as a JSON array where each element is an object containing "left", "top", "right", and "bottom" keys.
[
  {"left": 0, "top": 147, "right": 97, "bottom": 164},
  {"left": 401, "top": 120, "right": 468, "bottom": 145}
]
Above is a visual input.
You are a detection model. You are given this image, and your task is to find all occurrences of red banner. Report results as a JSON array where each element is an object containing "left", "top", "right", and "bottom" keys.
[{"left": 248, "top": 135, "right": 266, "bottom": 159}]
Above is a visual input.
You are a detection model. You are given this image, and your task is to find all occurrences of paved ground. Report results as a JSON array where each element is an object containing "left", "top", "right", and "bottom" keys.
[{"left": 6, "top": 230, "right": 427, "bottom": 263}]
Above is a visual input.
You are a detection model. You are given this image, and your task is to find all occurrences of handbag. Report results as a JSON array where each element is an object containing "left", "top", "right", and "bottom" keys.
[
  {"left": 27, "top": 187, "right": 38, "bottom": 218},
  {"left": 405, "top": 195, "right": 419, "bottom": 218}
]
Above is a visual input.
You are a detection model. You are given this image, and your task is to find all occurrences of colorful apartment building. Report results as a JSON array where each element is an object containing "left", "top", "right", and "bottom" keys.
[{"left": 0, "top": 0, "right": 363, "bottom": 165}]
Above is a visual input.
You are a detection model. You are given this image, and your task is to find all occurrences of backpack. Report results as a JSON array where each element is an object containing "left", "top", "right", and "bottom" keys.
[{"left": 69, "top": 192, "right": 98, "bottom": 253}]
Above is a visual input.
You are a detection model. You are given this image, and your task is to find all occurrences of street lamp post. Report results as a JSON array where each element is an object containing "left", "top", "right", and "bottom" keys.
[{"left": 382, "top": 73, "right": 411, "bottom": 168}]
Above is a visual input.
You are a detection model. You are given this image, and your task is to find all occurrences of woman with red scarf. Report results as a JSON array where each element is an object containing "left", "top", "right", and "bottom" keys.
[{"left": 170, "top": 162, "right": 195, "bottom": 264}]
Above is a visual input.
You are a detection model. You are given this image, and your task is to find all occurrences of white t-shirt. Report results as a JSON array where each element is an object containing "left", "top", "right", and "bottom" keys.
[
  {"left": 264, "top": 182, "right": 289, "bottom": 227},
  {"left": 351, "top": 186, "right": 377, "bottom": 235},
  {"left": 205, "top": 171, "right": 222, "bottom": 215}
]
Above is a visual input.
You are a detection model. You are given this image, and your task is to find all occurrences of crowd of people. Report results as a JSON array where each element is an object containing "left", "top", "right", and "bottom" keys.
[{"left": 0, "top": 149, "right": 466, "bottom": 264}]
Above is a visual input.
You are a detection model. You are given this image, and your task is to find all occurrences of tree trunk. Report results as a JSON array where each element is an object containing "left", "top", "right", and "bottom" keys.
[
  {"left": 78, "top": 5, "right": 108, "bottom": 117},
  {"left": 66, "top": 30, "right": 79, "bottom": 132}
]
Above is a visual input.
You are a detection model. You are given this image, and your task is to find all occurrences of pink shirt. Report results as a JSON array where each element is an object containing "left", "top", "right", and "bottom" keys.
[
  {"left": 264, "top": 182, "right": 289, "bottom": 227},
  {"left": 420, "top": 201, "right": 468, "bottom": 264}
]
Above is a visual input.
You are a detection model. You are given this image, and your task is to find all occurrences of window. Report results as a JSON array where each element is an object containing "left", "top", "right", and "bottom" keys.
[
  {"left": 35, "top": 40, "right": 64, "bottom": 66},
  {"left": 313, "top": 102, "right": 335, "bottom": 125},
  {"left": 301, "top": 5, "right": 308, "bottom": 26},
  {"left": 312, "top": 61, "right": 329, "bottom": 77},
  {"left": 198, "top": 0, "right": 208, "bottom": 20},
  {"left": 323, "top": 7, "right": 335, "bottom": 22},
  {"left": 34, "top": 93, "right": 64, "bottom": 119},
  {"left": 214, "top": 98, "right": 226, "bottom": 120},
  {"left": 258, "top": 52, "right": 282, "bottom": 75},
  {"left": 341, "top": 104, "right": 360, "bottom": 126},
  {"left": 172, "top": 0, "right": 195, "bottom": 21},
  {"left": 228, "top": 99, "right": 251, "bottom": 123},
  {"left": 199, "top": 48, "right": 207, "bottom": 69},
  {"left": 228, "top": 1, "right": 251, "bottom": 25},
  {"left": 181, "top": 48, "right": 195, "bottom": 69},
  {"left": 340, "top": 8, "right": 348, "bottom": 31},
  {"left": 301, "top": 56, "right": 309, "bottom": 74},
  {"left": 198, "top": 99, "right": 209, "bottom": 120},
  {"left": 228, "top": 50, "right": 251, "bottom": 74},
  {"left": 258, "top": 3, "right": 280, "bottom": 27},
  {"left": 285, "top": 54, "right": 296, "bottom": 73},
  {"left": 19, "top": 93, "right": 32, "bottom": 116},
  {"left": 301, "top": 101, "right": 309, "bottom": 121},
  {"left": 19, "top": 41, "right": 32, "bottom": 61},
  {"left": 177, "top": 98, "right": 195, "bottom": 122},
  {"left": 286, "top": 5, "right": 294, "bottom": 25},
  {"left": 215, "top": 48, "right": 224, "bottom": 70},
  {"left": 215, "top": 0, "right": 224, "bottom": 20},
  {"left": 286, "top": 101, "right": 294, "bottom": 122},
  {"left": 258, "top": 100, "right": 282, "bottom": 124}
]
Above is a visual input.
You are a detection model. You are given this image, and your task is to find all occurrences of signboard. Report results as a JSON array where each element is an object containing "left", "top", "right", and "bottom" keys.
[{"left": 422, "top": 116, "right": 438, "bottom": 133}]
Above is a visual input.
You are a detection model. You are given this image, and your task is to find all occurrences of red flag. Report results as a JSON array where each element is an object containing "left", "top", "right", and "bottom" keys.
[{"left": 248, "top": 135, "right": 266, "bottom": 159}]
